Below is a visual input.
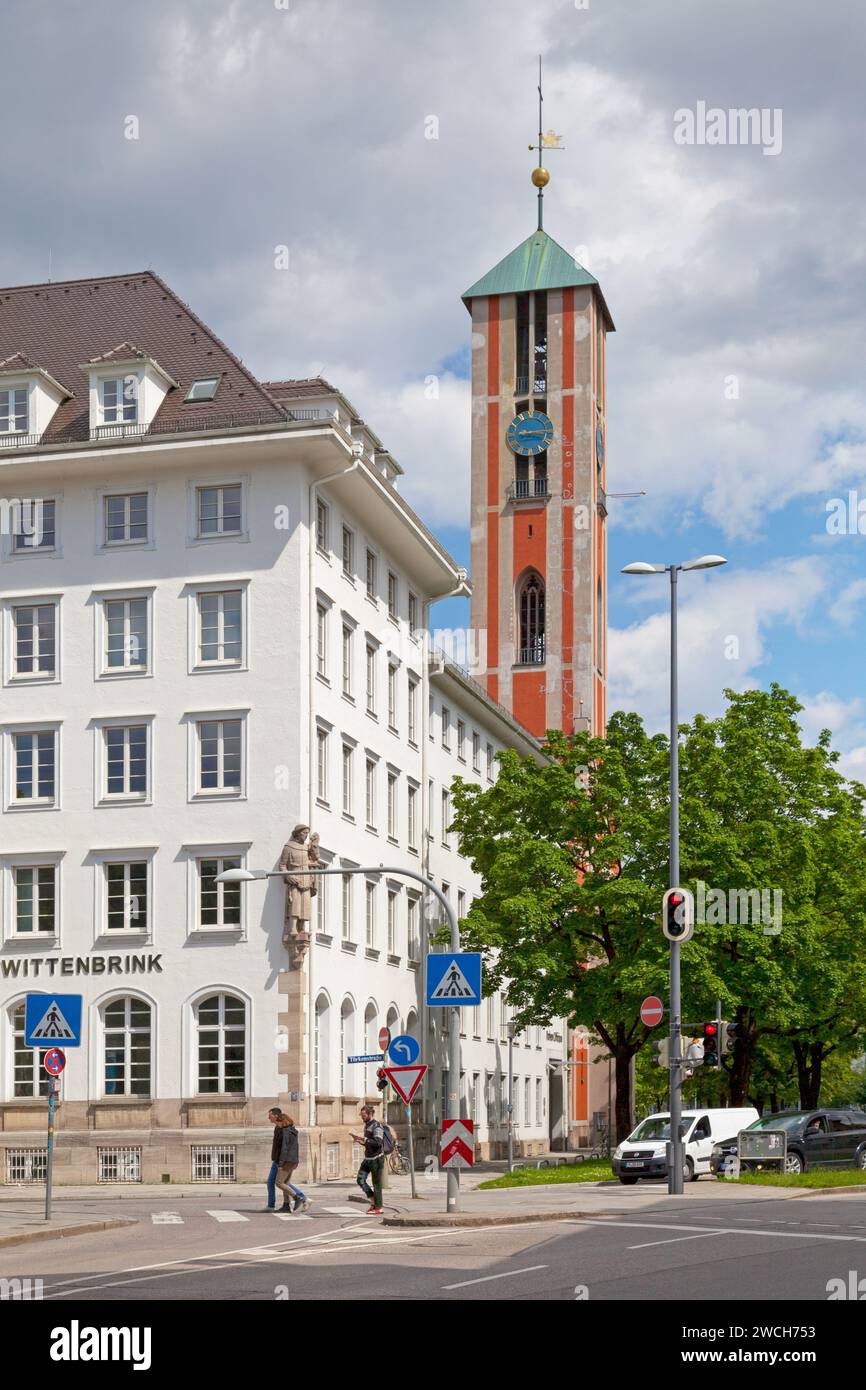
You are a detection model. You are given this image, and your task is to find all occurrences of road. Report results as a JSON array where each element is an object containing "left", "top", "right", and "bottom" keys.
[{"left": 3, "top": 1188, "right": 866, "bottom": 1300}]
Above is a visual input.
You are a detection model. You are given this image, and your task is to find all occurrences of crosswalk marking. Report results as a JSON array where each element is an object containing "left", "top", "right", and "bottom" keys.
[
  {"left": 274, "top": 1212, "right": 313, "bottom": 1221},
  {"left": 321, "top": 1206, "right": 357, "bottom": 1216},
  {"left": 152, "top": 1212, "right": 183, "bottom": 1225},
  {"left": 206, "top": 1210, "right": 249, "bottom": 1223}
]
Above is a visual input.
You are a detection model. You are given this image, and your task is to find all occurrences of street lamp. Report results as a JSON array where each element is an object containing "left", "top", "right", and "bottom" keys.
[
  {"left": 215, "top": 862, "right": 464, "bottom": 1214},
  {"left": 621, "top": 553, "right": 727, "bottom": 1194}
]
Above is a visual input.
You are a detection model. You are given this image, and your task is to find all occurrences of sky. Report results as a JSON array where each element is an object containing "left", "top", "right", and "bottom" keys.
[{"left": 3, "top": 0, "right": 865, "bottom": 778}]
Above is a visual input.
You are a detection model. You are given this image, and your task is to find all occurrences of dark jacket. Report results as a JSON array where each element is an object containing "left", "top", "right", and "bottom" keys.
[
  {"left": 363, "top": 1118, "right": 384, "bottom": 1160},
  {"left": 277, "top": 1124, "right": 300, "bottom": 1166},
  {"left": 271, "top": 1124, "right": 282, "bottom": 1163}
]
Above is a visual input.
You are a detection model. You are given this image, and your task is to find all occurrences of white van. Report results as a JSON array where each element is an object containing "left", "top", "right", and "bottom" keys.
[{"left": 612, "top": 1108, "right": 759, "bottom": 1183}]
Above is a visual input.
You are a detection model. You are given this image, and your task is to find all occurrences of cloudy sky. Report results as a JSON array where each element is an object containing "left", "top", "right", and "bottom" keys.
[{"left": 5, "top": 0, "right": 865, "bottom": 775}]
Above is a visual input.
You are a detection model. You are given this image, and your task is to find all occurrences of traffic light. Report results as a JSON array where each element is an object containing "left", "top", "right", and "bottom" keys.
[
  {"left": 722, "top": 1020, "right": 741, "bottom": 1057},
  {"left": 702, "top": 1021, "right": 720, "bottom": 1069},
  {"left": 376, "top": 1067, "right": 388, "bottom": 1093},
  {"left": 653, "top": 1037, "right": 670, "bottom": 1068},
  {"left": 662, "top": 887, "right": 694, "bottom": 944}
]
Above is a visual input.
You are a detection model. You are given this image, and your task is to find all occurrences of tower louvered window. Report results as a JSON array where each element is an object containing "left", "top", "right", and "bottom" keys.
[{"left": 518, "top": 572, "right": 545, "bottom": 665}]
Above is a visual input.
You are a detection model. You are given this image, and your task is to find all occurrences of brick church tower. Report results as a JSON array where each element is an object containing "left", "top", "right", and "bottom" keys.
[{"left": 462, "top": 158, "right": 613, "bottom": 739}]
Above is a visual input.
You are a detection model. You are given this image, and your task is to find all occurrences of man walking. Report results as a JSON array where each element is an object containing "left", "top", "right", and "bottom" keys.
[
  {"left": 275, "top": 1113, "right": 311, "bottom": 1213},
  {"left": 264, "top": 1106, "right": 282, "bottom": 1212},
  {"left": 351, "top": 1104, "right": 385, "bottom": 1214}
]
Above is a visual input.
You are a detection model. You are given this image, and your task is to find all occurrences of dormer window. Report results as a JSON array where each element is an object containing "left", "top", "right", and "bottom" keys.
[
  {"left": 100, "top": 376, "right": 138, "bottom": 425},
  {"left": 0, "top": 387, "right": 28, "bottom": 433}
]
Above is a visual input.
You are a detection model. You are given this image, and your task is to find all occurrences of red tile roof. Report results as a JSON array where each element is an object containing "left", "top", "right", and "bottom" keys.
[
  {"left": 0, "top": 271, "right": 286, "bottom": 443},
  {"left": 262, "top": 377, "right": 341, "bottom": 398}
]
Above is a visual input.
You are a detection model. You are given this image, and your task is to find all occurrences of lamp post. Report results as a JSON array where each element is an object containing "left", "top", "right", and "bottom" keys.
[
  {"left": 621, "top": 554, "right": 727, "bottom": 1194},
  {"left": 216, "top": 862, "right": 463, "bottom": 1213}
]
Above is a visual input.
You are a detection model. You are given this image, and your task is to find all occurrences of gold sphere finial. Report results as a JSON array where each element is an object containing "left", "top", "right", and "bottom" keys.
[{"left": 531, "top": 166, "right": 550, "bottom": 189}]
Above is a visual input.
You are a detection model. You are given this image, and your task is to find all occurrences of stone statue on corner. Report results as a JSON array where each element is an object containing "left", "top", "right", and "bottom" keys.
[{"left": 278, "top": 824, "right": 319, "bottom": 967}]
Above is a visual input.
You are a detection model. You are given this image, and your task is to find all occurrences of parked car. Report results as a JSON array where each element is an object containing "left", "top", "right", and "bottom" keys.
[
  {"left": 612, "top": 1107, "right": 759, "bottom": 1183},
  {"left": 710, "top": 1109, "right": 866, "bottom": 1176}
]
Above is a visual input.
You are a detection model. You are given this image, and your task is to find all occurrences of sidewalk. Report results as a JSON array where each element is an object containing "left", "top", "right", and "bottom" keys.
[{"left": 0, "top": 1206, "right": 136, "bottom": 1250}]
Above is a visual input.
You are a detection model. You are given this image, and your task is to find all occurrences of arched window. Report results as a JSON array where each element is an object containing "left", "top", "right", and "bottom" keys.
[
  {"left": 314, "top": 992, "right": 331, "bottom": 1096},
  {"left": 364, "top": 1000, "right": 378, "bottom": 1095},
  {"left": 195, "top": 993, "right": 245, "bottom": 1094},
  {"left": 103, "top": 996, "right": 152, "bottom": 1097},
  {"left": 10, "top": 1002, "right": 50, "bottom": 1098},
  {"left": 518, "top": 572, "right": 545, "bottom": 665},
  {"left": 596, "top": 579, "right": 604, "bottom": 676},
  {"left": 339, "top": 997, "right": 355, "bottom": 1095},
  {"left": 406, "top": 1009, "right": 419, "bottom": 1041}
]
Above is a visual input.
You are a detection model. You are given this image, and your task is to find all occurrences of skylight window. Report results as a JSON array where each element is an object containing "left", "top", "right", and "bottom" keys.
[{"left": 185, "top": 377, "right": 220, "bottom": 402}]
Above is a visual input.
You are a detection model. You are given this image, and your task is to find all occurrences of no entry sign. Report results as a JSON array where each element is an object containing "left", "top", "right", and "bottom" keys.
[
  {"left": 640, "top": 995, "right": 665, "bottom": 1028},
  {"left": 378, "top": 1027, "right": 391, "bottom": 1051}
]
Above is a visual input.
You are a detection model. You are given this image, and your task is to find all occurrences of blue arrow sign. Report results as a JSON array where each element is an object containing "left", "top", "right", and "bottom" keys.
[
  {"left": 388, "top": 1034, "right": 420, "bottom": 1065},
  {"left": 426, "top": 953, "right": 482, "bottom": 1007},
  {"left": 347, "top": 1053, "right": 382, "bottom": 1064},
  {"left": 25, "top": 994, "right": 82, "bottom": 1048}
]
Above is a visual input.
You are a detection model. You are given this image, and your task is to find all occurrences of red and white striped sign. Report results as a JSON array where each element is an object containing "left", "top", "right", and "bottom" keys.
[
  {"left": 640, "top": 995, "right": 665, "bottom": 1028},
  {"left": 440, "top": 1118, "right": 474, "bottom": 1169}
]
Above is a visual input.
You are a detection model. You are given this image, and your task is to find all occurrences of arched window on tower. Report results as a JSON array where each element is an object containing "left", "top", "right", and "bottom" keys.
[
  {"left": 596, "top": 578, "right": 604, "bottom": 677},
  {"left": 518, "top": 572, "right": 545, "bottom": 666}
]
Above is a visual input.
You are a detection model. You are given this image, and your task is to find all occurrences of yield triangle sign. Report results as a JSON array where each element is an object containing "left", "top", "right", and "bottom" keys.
[
  {"left": 29, "top": 999, "right": 76, "bottom": 1041},
  {"left": 384, "top": 1064, "right": 427, "bottom": 1104},
  {"left": 430, "top": 959, "right": 475, "bottom": 1000}
]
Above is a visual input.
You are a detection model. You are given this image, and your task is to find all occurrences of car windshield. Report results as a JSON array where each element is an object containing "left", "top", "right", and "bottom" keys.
[
  {"left": 628, "top": 1116, "right": 690, "bottom": 1142},
  {"left": 745, "top": 1114, "right": 805, "bottom": 1134}
]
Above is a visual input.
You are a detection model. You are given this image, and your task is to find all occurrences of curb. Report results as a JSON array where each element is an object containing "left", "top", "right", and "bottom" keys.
[
  {"left": 0, "top": 1217, "right": 137, "bottom": 1250},
  {"left": 382, "top": 1208, "right": 625, "bottom": 1229},
  {"left": 794, "top": 1185, "right": 866, "bottom": 1197}
]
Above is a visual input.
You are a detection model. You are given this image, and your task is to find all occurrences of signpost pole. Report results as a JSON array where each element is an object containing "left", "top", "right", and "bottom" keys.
[
  {"left": 507, "top": 1024, "right": 514, "bottom": 1173},
  {"left": 668, "top": 564, "right": 684, "bottom": 1197},
  {"left": 406, "top": 1104, "right": 417, "bottom": 1199},
  {"left": 44, "top": 1078, "right": 57, "bottom": 1222}
]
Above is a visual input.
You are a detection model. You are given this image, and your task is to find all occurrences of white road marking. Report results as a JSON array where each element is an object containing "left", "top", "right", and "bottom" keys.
[
  {"left": 443, "top": 1264, "right": 548, "bottom": 1291},
  {"left": 628, "top": 1232, "right": 725, "bottom": 1250},
  {"left": 321, "top": 1206, "right": 359, "bottom": 1216},
  {"left": 565, "top": 1218, "right": 866, "bottom": 1243},
  {"left": 206, "top": 1210, "right": 248, "bottom": 1223},
  {"left": 274, "top": 1213, "right": 313, "bottom": 1222},
  {"left": 152, "top": 1212, "right": 183, "bottom": 1225}
]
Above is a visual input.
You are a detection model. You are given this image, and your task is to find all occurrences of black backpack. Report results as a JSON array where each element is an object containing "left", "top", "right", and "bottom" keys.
[{"left": 380, "top": 1122, "right": 396, "bottom": 1156}]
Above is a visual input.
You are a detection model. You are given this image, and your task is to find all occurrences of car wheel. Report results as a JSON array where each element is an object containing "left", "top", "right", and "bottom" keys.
[
  {"left": 855, "top": 1149, "right": 866, "bottom": 1172},
  {"left": 785, "top": 1152, "right": 804, "bottom": 1175},
  {"left": 619, "top": 1176, "right": 639, "bottom": 1185},
  {"left": 684, "top": 1157, "right": 696, "bottom": 1182}
]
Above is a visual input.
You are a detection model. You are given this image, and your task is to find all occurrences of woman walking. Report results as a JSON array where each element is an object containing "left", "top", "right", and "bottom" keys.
[{"left": 274, "top": 1114, "right": 312, "bottom": 1214}]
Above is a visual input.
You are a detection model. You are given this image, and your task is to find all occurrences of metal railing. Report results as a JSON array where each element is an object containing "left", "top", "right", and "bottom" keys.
[
  {"left": 515, "top": 375, "right": 547, "bottom": 397},
  {"left": 0, "top": 431, "right": 42, "bottom": 449},
  {"left": 517, "top": 642, "right": 546, "bottom": 666},
  {"left": 508, "top": 477, "right": 550, "bottom": 502}
]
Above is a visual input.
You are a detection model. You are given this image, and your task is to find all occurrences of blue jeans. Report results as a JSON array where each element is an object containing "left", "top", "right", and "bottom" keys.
[{"left": 267, "top": 1161, "right": 279, "bottom": 1208}]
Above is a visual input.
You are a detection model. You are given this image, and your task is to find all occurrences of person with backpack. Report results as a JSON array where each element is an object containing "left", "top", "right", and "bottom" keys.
[
  {"left": 274, "top": 1114, "right": 312, "bottom": 1213},
  {"left": 351, "top": 1104, "right": 391, "bottom": 1214}
]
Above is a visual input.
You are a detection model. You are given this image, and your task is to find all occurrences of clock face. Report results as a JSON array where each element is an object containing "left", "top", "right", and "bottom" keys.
[
  {"left": 596, "top": 421, "right": 605, "bottom": 468},
  {"left": 506, "top": 410, "right": 554, "bottom": 457}
]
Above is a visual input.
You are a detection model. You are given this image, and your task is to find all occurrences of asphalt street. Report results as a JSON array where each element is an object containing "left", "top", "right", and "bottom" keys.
[{"left": 3, "top": 1189, "right": 866, "bottom": 1301}]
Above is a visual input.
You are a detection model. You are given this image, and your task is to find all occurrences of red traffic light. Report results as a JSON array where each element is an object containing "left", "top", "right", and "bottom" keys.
[
  {"left": 670, "top": 892, "right": 684, "bottom": 906},
  {"left": 705, "top": 1024, "right": 717, "bottom": 1036}
]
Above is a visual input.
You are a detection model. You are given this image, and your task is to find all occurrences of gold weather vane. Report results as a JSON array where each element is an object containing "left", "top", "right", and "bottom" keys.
[{"left": 528, "top": 57, "right": 564, "bottom": 231}]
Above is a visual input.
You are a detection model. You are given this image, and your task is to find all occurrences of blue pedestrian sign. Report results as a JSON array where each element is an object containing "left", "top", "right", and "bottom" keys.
[
  {"left": 426, "top": 953, "right": 482, "bottom": 1007},
  {"left": 25, "top": 994, "right": 82, "bottom": 1048},
  {"left": 388, "top": 1034, "right": 420, "bottom": 1065}
]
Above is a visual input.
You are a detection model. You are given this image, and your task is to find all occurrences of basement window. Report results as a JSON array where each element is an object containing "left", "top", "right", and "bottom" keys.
[{"left": 185, "top": 377, "right": 220, "bottom": 402}]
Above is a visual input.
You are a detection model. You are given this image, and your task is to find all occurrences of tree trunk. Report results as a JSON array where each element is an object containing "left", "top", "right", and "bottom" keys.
[
  {"left": 794, "top": 1040, "right": 824, "bottom": 1109},
  {"left": 614, "top": 1046, "right": 634, "bottom": 1143},
  {"left": 727, "top": 1010, "right": 757, "bottom": 1104}
]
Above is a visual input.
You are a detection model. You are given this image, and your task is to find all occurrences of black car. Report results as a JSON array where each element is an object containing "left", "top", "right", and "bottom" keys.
[{"left": 710, "top": 1109, "right": 866, "bottom": 1176}]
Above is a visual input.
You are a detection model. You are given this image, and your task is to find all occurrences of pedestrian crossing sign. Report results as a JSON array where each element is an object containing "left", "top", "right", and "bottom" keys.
[
  {"left": 425, "top": 953, "right": 482, "bottom": 1006},
  {"left": 24, "top": 994, "right": 82, "bottom": 1047}
]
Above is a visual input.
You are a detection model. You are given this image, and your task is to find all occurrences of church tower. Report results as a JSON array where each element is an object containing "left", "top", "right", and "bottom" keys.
[{"left": 462, "top": 95, "right": 613, "bottom": 740}]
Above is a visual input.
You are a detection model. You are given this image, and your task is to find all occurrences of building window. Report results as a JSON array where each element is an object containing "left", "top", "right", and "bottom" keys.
[
  {"left": 457, "top": 889, "right": 466, "bottom": 921},
  {"left": 487, "top": 994, "right": 496, "bottom": 1041},
  {"left": 365, "top": 549, "right": 377, "bottom": 601},
  {"left": 104, "top": 597, "right": 149, "bottom": 673},
  {"left": 486, "top": 742, "right": 495, "bottom": 782},
  {"left": 197, "top": 718, "right": 242, "bottom": 795},
  {"left": 524, "top": 1076, "right": 531, "bottom": 1127},
  {"left": 536, "top": 1077, "right": 542, "bottom": 1125},
  {"left": 597, "top": 578, "right": 604, "bottom": 677},
  {"left": 198, "top": 590, "right": 242, "bottom": 666},
  {"left": 472, "top": 731, "right": 481, "bottom": 773},
  {"left": 197, "top": 857, "right": 241, "bottom": 929},
  {"left": 407, "top": 894, "right": 420, "bottom": 962},
  {"left": 314, "top": 994, "right": 330, "bottom": 1094},
  {"left": 428, "top": 693, "right": 434, "bottom": 742},
  {"left": 315, "top": 498, "right": 329, "bottom": 553},
  {"left": 105, "top": 724, "right": 148, "bottom": 799},
  {"left": 457, "top": 719, "right": 465, "bottom": 762},
  {"left": 101, "top": 375, "right": 138, "bottom": 424},
  {"left": 427, "top": 777, "right": 435, "bottom": 839},
  {"left": 11, "top": 1003, "right": 49, "bottom": 1097},
  {"left": 341, "top": 625, "right": 353, "bottom": 697},
  {"left": 14, "top": 866, "right": 56, "bottom": 935},
  {"left": 341, "top": 743, "right": 353, "bottom": 816},
  {"left": 339, "top": 998, "right": 355, "bottom": 1093},
  {"left": 408, "top": 591, "right": 418, "bottom": 637},
  {"left": 387, "top": 889, "right": 398, "bottom": 955},
  {"left": 197, "top": 484, "right": 242, "bottom": 538},
  {"left": 387, "top": 771, "right": 398, "bottom": 841},
  {"left": 12, "top": 604, "right": 56, "bottom": 678},
  {"left": 365, "top": 758, "right": 376, "bottom": 829},
  {"left": 518, "top": 571, "right": 546, "bottom": 665},
  {"left": 341, "top": 874, "right": 353, "bottom": 940},
  {"left": 316, "top": 870, "right": 327, "bottom": 935},
  {"left": 341, "top": 525, "right": 354, "bottom": 578},
  {"left": 441, "top": 706, "right": 451, "bottom": 750},
  {"left": 13, "top": 730, "right": 56, "bottom": 804},
  {"left": 316, "top": 604, "right": 328, "bottom": 679},
  {"left": 104, "top": 492, "right": 148, "bottom": 545},
  {"left": 407, "top": 676, "right": 418, "bottom": 744},
  {"left": 196, "top": 993, "right": 246, "bottom": 1094},
  {"left": 0, "top": 386, "right": 28, "bottom": 434},
  {"left": 365, "top": 881, "right": 376, "bottom": 948},
  {"left": 103, "top": 997, "right": 151, "bottom": 1097},
  {"left": 13, "top": 498, "right": 56, "bottom": 551},
  {"left": 185, "top": 376, "right": 219, "bottom": 401},
  {"left": 387, "top": 665, "right": 398, "bottom": 731},
  {"left": 316, "top": 727, "right": 329, "bottom": 802},
  {"left": 387, "top": 571, "right": 398, "bottom": 620},
  {"left": 471, "top": 1072, "right": 480, "bottom": 1125},
  {"left": 407, "top": 783, "right": 418, "bottom": 851},
  {"left": 105, "top": 861, "right": 148, "bottom": 932},
  {"left": 441, "top": 788, "right": 451, "bottom": 848},
  {"left": 365, "top": 645, "right": 376, "bottom": 715}
]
